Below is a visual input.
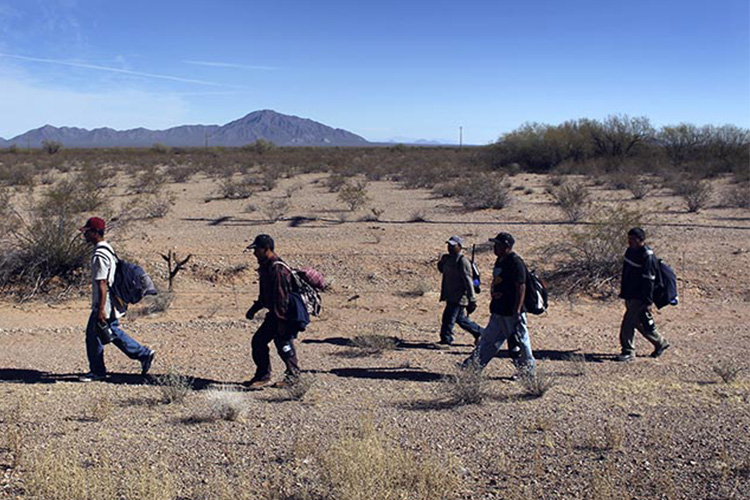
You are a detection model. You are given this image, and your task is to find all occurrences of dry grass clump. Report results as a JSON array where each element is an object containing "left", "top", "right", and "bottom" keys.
[
  {"left": 550, "top": 181, "right": 590, "bottom": 222},
  {"left": 346, "top": 334, "right": 400, "bottom": 357},
  {"left": 153, "top": 367, "right": 193, "bottom": 404},
  {"left": 218, "top": 175, "right": 257, "bottom": 199},
  {"left": 712, "top": 360, "right": 745, "bottom": 384},
  {"left": 282, "top": 374, "right": 316, "bottom": 401},
  {"left": 719, "top": 183, "right": 750, "bottom": 208},
  {"left": 262, "top": 198, "right": 290, "bottom": 222},
  {"left": 129, "top": 291, "right": 174, "bottom": 318},
  {"left": 439, "top": 362, "right": 488, "bottom": 406},
  {"left": 204, "top": 385, "right": 247, "bottom": 421},
  {"left": 317, "top": 422, "right": 458, "bottom": 500},
  {"left": 519, "top": 366, "right": 557, "bottom": 399},
  {"left": 130, "top": 165, "right": 167, "bottom": 195}
]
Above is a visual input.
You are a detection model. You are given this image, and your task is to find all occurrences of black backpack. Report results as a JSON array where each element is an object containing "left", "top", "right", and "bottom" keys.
[
  {"left": 95, "top": 246, "right": 157, "bottom": 311},
  {"left": 653, "top": 258, "right": 678, "bottom": 309},
  {"left": 524, "top": 268, "right": 548, "bottom": 315}
]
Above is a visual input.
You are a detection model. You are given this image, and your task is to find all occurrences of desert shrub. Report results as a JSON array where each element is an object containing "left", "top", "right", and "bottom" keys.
[
  {"left": 219, "top": 175, "right": 256, "bottom": 199},
  {"left": 440, "top": 362, "right": 488, "bottom": 405},
  {"left": 0, "top": 213, "right": 90, "bottom": 296},
  {"left": 130, "top": 165, "right": 167, "bottom": 194},
  {"left": 258, "top": 165, "right": 281, "bottom": 190},
  {"left": 139, "top": 192, "right": 175, "bottom": 219},
  {"left": 543, "top": 205, "right": 644, "bottom": 297},
  {"left": 130, "top": 291, "right": 174, "bottom": 318},
  {"left": 154, "top": 368, "right": 193, "bottom": 404},
  {"left": 262, "top": 198, "right": 290, "bottom": 222},
  {"left": 0, "top": 163, "right": 36, "bottom": 187},
  {"left": 38, "top": 177, "right": 108, "bottom": 217},
  {"left": 168, "top": 163, "right": 198, "bottom": 183},
  {"left": 681, "top": 179, "right": 713, "bottom": 212},
  {"left": 204, "top": 385, "right": 247, "bottom": 421},
  {"left": 42, "top": 140, "right": 62, "bottom": 154},
  {"left": 712, "top": 360, "right": 745, "bottom": 384},
  {"left": 719, "top": 183, "right": 750, "bottom": 208},
  {"left": 627, "top": 177, "right": 652, "bottom": 200},
  {"left": 519, "top": 366, "right": 557, "bottom": 398},
  {"left": 409, "top": 210, "right": 427, "bottom": 222},
  {"left": 325, "top": 172, "right": 349, "bottom": 192},
  {"left": 318, "top": 421, "right": 458, "bottom": 500},
  {"left": 337, "top": 180, "right": 370, "bottom": 211},
  {"left": 151, "top": 142, "right": 171, "bottom": 154},
  {"left": 550, "top": 182, "right": 590, "bottom": 221},
  {"left": 458, "top": 173, "right": 511, "bottom": 210},
  {"left": 244, "top": 138, "right": 276, "bottom": 154}
]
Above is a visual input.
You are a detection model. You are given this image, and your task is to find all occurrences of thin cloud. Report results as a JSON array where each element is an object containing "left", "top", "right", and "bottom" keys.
[
  {"left": 183, "top": 60, "right": 278, "bottom": 71},
  {"left": 0, "top": 53, "right": 246, "bottom": 88}
]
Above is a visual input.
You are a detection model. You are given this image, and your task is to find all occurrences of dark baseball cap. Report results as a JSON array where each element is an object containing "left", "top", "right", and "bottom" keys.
[
  {"left": 79, "top": 217, "right": 105, "bottom": 232},
  {"left": 246, "top": 234, "right": 275, "bottom": 251},
  {"left": 489, "top": 232, "right": 515, "bottom": 247}
]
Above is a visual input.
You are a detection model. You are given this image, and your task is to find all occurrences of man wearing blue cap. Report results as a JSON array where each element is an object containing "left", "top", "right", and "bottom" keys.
[{"left": 437, "top": 235, "right": 480, "bottom": 345}]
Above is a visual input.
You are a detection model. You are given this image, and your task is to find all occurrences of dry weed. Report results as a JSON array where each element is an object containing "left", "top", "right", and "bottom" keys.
[
  {"left": 439, "top": 362, "right": 488, "bottom": 406},
  {"left": 282, "top": 374, "right": 316, "bottom": 401},
  {"left": 204, "top": 385, "right": 247, "bottom": 421},
  {"left": 519, "top": 366, "right": 557, "bottom": 399},
  {"left": 153, "top": 367, "right": 193, "bottom": 404},
  {"left": 712, "top": 360, "right": 745, "bottom": 384}
]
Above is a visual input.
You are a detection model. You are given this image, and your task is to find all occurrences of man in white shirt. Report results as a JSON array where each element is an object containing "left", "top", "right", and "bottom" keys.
[{"left": 79, "top": 217, "right": 154, "bottom": 381}]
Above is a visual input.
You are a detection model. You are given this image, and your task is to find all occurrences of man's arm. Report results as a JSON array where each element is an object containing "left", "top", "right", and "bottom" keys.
[
  {"left": 97, "top": 279, "right": 108, "bottom": 323},
  {"left": 460, "top": 256, "right": 476, "bottom": 303},
  {"left": 514, "top": 282, "right": 526, "bottom": 316}
]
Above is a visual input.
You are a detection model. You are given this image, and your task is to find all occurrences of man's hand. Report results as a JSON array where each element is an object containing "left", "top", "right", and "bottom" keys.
[
  {"left": 467, "top": 301, "right": 477, "bottom": 314},
  {"left": 97, "top": 310, "right": 107, "bottom": 324},
  {"left": 245, "top": 301, "right": 261, "bottom": 320}
]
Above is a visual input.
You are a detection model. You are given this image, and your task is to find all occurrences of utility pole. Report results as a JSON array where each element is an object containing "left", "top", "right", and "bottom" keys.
[
  {"left": 205, "top": 131, "right": 209, "bottom": 149},
  {"left": 459, "top": 126, "right": 463, "bottom": 148}
]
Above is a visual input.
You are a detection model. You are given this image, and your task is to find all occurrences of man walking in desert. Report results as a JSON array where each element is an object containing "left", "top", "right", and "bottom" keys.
[
  {"left": 79, "top": 217, "right": 155, "bottom": 382},
  {"left": 617, "top": 227, "right": 670, "bottom": 362},
  {"left": 437, "top": 235, "right": 481, "bottom": 345},
  {"left": 244, "top": 234, "right": 301, "bottom": 388},
  {"left": 462, "top": 232, "right": 535, "bottom": 376}
]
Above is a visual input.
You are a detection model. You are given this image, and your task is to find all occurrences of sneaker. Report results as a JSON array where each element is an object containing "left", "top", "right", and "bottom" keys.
[
  {"left": 140, "top": 349, "right": 155, "bottom": 375},
  {"left": 80, "top": 372, "right": 107, "bottom": 382},
  {"left": 650, "top": 342, "right": 671, "bottom": 358},
  {"left": 616, "top": 353, "right": 635, "bottom": 362},
  {"left": 243, "top": 377, "right": 272, "bottom": 390}
]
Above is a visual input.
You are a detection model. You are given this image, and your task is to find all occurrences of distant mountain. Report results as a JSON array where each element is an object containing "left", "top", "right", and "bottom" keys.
[
  {"left": 0, "top": 110, "right": 370, "bottom": 148},
  {"left": 385, "top": 136, "right": 455, "bottom": 145}
]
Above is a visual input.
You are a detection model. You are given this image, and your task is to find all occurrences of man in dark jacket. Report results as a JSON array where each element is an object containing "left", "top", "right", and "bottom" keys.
[
  {"left": 617, "top": 228, "right": 670, "bottom": 362},
  {"left": 437, "top": 236, "right": 480, "bottom": 345},
  {"left": 244, "top": 234, "right": 301, "bottom": 388}
]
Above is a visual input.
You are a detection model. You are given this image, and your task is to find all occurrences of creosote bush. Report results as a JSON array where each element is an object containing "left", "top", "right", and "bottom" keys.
[
  {"left": 440, "top": 362, "right": 488, "bottom": 405},
  {"left": 154, "top": 368, "right": 193, "bottom": 404},
  {"left": 550, "top": 182, "right": 590, "bottom": 222},
  {"left": 458, "top": 173, "right": 511, "bottom": 210},
  {"left": 337, "top": 180, "right": 370, "bottom": 211},
  {"left": 543, "top": 205, "right": 644, "bottom": 297},
  {"left": 681, "top": 179, "right": 713, "bottom": 212}
]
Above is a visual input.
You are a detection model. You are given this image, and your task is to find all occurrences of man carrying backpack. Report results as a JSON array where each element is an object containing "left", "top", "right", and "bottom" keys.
[
  {"left": 462, "top": 232, "right": 536, "bottom": 376},
  {"left": 437, "top": 236, "right": 481, "bottom": 345},
  {"left": 617, "top": 228, "right": 670, "bottom": 362},
  {"left": 79, "top": 217, "right": 155, "bottom": 382},
  {"left": 244, "top": 234, "right": 301, "bottom": 389}
]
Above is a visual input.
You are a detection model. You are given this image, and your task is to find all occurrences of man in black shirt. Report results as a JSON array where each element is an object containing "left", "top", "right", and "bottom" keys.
[
  {"left": 462, "top": 232, "right": 536, "bottom": 375},
  {"left": 617, "top": 228, "right": 670, "bottom": 362}
]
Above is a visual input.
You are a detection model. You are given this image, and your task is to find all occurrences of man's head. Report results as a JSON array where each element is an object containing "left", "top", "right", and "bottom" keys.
[
  {"left": 446, "top": 235, "right": 463, "bottom": 255},
  {"left": 246, "top": 234, "right": 275, "bottom": 263},
  {"left": 627, "top": 227, "right": 646, "bottom": 249},
  {"left": 489, "top": 231, "right": 515, "bottom": 257},
  {"left": 79, "top": 217, "right": 105, "bottom": 244}
]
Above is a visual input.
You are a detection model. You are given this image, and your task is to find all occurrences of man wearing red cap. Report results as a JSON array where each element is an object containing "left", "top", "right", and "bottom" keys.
[{"left": 79, "top": 217, "right": 155, "bottom": 382}]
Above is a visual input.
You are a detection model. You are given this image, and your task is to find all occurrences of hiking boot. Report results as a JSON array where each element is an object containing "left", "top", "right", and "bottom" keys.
[
  {"left": 650, "top": 342, "right": 671, "bottom": 358},
  {"left": 438, "top": 338, "right": 453, "bottom": 346},
  {"left": 616, "top": 353, "right": 635, "bottom": 362},
  {"left": 271, "top": 377, "right": 299, "bottom": 388},
  {"left": 80, "top": 372, "right": 107, "bottom": 382},
  {"left": 141, "top": 349, "right": 155, "bottom": 375},
  {"left": 243, "top": 377, "right": 272, "bottom": 390}
]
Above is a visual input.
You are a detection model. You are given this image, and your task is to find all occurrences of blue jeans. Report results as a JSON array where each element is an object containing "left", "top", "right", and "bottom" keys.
[
  {"left": 464, "top": 313, "right": 536, "bottom": 373},
  {"left": 85, "top": 311, "right": 150, "bottom": 375},
  {"left": 440, "top": 302, "right": 481, "bottom": 343}
]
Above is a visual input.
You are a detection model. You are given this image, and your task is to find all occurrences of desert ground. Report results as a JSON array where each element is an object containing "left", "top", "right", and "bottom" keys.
[{"left": 1, "top": 168, "right": 749, "bottom": 499}]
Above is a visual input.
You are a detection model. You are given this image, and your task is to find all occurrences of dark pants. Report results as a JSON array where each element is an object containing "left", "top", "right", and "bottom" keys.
[
  {"left": 619, "top": 299, "right": 665, "bottom": 355},
  {"left": 440, "top": 302, "right": 481, "bottom": 344},
  {"left": 251, "top": 313, "right": 300, "bottom": 380},
  {"left": 85, "top": 311, "right": 150, "bottom": 376}
]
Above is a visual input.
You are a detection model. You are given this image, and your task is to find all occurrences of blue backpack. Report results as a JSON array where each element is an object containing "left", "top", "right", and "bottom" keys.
[
  {"left": 95, "top": 247, "right": 157, "bottom": 310},
  {"left": 653, "top": 258, "right": 678, "bottom": 309}
]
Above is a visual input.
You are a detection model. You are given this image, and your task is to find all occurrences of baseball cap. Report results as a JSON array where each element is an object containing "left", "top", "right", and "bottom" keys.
[
  {"left": 489, "top": 232, "right": 515, "bottom": 247},
  {"left": 446, "top": 235, "right": 464, "bottom": 247},
  {"left": 79, "top": 217, "right": 105, "bottom": 232},
  {"left": 246, "top": 234, "right": 275, "bottom": 251}
]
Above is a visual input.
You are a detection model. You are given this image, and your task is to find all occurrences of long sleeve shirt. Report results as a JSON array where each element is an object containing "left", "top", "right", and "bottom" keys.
[
  {"left": 257, "top": 255, "right": 293, "bottom": 320},
  {"left": 620, "top": 246, "right": 658, "bottom": 304},
  {"left": 438, "top": 253, "right": 476, "bottom": 305}
]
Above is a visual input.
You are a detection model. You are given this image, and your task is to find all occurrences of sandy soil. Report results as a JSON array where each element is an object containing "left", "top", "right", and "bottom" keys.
[{"left": 1, "top": 172, "right": 749, "bottom": 499}]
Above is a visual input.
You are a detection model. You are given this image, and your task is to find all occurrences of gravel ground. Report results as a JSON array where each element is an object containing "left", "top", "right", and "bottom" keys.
[{"left": 1, "top": 173, "right": 749, "bottom": 499}]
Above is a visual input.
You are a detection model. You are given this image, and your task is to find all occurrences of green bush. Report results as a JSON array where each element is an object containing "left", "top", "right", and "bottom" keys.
[
  {"left": 550, "top": 182, "right": 590, "bottom": 222},
  {"left": 458, "top": 173, "right": 511, "bottom": 210}
]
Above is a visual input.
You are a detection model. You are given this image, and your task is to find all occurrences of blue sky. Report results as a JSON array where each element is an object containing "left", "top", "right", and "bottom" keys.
[{"left": 0, "top": 0, "right": 748, "bottom": 144}]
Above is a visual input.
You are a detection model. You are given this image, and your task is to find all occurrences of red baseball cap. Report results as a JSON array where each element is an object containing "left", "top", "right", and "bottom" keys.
[{"left": 79, "top": 217, "right": 106, "bottom": 232}]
